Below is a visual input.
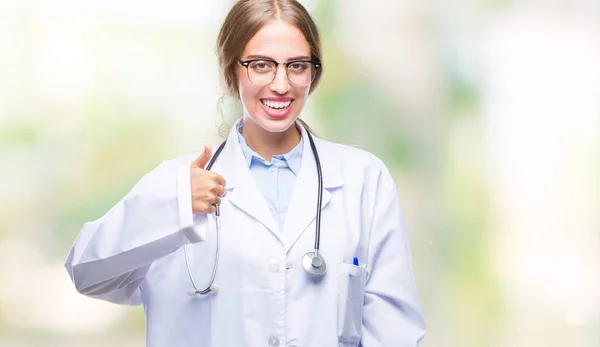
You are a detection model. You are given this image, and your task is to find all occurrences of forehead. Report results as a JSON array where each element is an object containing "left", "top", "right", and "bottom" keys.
[{"left": 242, "top": 19, "right": 311, "bottom": 60}]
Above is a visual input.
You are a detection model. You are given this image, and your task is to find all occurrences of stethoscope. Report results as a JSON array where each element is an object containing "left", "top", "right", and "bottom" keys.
[{"left": 185, "top": 126, "right": 327, "bottom": 296}]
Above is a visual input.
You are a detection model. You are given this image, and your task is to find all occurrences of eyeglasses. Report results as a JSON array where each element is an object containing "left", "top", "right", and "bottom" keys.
[{"left": 238, "top": 58, "right": 322, "bottom": 87}]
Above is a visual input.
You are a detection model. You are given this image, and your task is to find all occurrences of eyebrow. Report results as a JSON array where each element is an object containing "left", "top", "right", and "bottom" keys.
[{"left": 244, "top": 54, "right": 312, "bottom": 61}]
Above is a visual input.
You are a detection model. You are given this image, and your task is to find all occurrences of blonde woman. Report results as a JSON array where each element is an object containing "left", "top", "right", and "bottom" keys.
[{"left": 65, "top": 1, "right": 426, "bottom": 346}]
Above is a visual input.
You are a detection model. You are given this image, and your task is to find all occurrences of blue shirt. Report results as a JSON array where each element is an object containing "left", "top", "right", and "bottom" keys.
[{"left": 236, "top": 122, "right": 303, "bottom": 233}]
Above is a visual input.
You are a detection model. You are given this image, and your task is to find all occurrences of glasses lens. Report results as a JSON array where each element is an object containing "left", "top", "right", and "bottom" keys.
[
  {"left": 287, "top": 62, "right": 316, "bottom": 86},
  {"left": 245, "top": 60, "right": 318, "bottom": 86},
  {"left": 247, "top": 60, "right": 276, "bottom": 85}
]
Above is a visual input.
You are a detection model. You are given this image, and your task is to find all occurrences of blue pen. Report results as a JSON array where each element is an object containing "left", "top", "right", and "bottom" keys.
[{"left": 353, "top": 257, "right": 359, "bottom": 266}]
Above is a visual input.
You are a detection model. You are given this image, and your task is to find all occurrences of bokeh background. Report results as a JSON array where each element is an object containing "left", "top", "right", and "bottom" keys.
[{"left": 1, "top": 0, "right": 598, "bottom": 346}]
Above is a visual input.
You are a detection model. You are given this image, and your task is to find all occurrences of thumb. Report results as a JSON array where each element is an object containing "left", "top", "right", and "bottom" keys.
[{"left": 191, "top": 144, "right": 212, "bottom": 169}]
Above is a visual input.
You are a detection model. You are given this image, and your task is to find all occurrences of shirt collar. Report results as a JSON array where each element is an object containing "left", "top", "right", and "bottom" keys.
[{"left": 235, "top": 119, "right": 303, "bottom": 176}]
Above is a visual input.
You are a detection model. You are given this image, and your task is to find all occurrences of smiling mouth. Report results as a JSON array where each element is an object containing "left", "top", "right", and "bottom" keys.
[
  {"left": 261, "top": 99, "right": 293, "bottom": 110},
  {"left": 260, "top": 99, "right": 294, "bottom": 117}
]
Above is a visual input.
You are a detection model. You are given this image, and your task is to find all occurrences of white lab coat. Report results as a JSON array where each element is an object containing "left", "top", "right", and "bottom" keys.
[{"left": 65, "top": 123, "right": 426, "bottom": 347}]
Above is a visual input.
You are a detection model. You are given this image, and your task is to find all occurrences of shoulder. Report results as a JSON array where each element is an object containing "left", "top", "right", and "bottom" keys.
[{"left": 315, "top": 137, "right": 393, "bottom": 186}]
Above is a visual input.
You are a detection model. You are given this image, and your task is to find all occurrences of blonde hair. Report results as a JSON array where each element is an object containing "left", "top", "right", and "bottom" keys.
[{"left": 216, "top": 0, "right": 322, "bottom": 137}]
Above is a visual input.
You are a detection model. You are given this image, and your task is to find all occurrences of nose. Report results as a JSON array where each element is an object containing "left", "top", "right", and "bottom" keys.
[{"left": 269, "top": 64, "right": 291, "bottom": 94}]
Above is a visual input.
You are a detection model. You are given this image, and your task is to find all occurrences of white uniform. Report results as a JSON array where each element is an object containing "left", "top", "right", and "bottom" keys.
[{"left": 65, "top": 124, "right": 426, "bottom": 347}]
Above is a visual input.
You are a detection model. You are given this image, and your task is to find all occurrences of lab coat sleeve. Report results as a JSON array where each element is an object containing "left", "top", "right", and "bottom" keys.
[
  {"left": 64, "top": 158, "right": 208, "bottom": 305},
  {"left": 360, "top": 164, "right": 426, "bottom": 346}
]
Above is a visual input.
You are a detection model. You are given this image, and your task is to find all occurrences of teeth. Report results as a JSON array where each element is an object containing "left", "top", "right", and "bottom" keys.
[{"left": 262, "top": 100, "right": 292, "bottom": 109}]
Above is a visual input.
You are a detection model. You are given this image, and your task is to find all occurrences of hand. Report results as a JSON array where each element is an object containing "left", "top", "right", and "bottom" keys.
[{"left": 190, "top": 144, "right": 226, "bottom": 214}]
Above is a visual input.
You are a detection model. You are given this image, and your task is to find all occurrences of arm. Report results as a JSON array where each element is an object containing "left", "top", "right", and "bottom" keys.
[
  {"left": 64, "top": 158, "right": 207, "bottom": 305},
  {"left": 361, "top": 165, "right": 426, "bottom": 346}
]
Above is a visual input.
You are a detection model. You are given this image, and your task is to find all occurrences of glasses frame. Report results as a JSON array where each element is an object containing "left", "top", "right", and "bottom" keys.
[{"left": 237, "top": 58, "right": 322, "bottom": 87}]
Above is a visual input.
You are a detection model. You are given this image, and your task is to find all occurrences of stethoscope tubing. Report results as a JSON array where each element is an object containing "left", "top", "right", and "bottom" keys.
[
  {"left": 185, "top": 127, "right": 324, "bottom": 295},
  {"left": 306, "top": 130, "right": 323, "bottom": 257},
  {"left": 185, "top": 141, "right": 227, "bottom": 295}
]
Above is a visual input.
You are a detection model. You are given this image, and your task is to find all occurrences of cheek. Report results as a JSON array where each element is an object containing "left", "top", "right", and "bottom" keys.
[
  {"left": 238, "top": 82, "right": 262, "bottom": 104},
  {"left": 294, "top": 86, "right": 310, "bottom": 101},
  {"left": 237, "top": 70, "right": 260, "bottom": 100},
  {"left": 300, "top": 86, "right": 310, "bottom": 98}
]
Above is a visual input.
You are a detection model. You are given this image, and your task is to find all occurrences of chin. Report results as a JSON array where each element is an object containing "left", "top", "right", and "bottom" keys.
[
  {"left": 245, "top": 104, "right": 299, "bottom": 133},
  {"left": 253, "top": 115, "right": 297, "bottom": 133}
]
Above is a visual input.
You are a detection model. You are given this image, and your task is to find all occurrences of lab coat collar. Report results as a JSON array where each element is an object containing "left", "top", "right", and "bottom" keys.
[
  {"left": 213, "top": 119, "right": 343, "bottom": 250},
  {"left": 235, "top": 120, "right": 304, "bottom": 176}
]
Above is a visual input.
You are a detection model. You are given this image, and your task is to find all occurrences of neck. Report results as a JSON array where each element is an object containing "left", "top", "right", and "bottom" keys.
[{"left": 241, "top": 120, "right": 301, "bottom": 160}]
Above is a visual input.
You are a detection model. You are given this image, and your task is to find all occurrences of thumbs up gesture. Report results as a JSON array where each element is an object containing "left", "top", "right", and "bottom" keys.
[{"left": 190, "top": 144, "right": 226, "bottom": 214}]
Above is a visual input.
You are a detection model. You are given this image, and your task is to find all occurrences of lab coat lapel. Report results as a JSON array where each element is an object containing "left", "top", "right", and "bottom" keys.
[
  {"left": 283, "top": 126, "right": 343, "bottom": 253},
  {"left": 214, "top": 126, "right": 280, "bottom": 241}
]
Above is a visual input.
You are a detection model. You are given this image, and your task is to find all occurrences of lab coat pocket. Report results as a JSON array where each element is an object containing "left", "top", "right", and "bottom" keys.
[{"left": 336, "top": 262, "right": 367, "bottom": 346}]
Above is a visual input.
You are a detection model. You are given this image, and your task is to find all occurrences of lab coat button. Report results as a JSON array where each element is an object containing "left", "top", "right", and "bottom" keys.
[
  {"left": 268, "top": 335, "right": 280, "bottom": 346},
  {"left": 268, "top": 259, "right": 280, "bottom": 272}
]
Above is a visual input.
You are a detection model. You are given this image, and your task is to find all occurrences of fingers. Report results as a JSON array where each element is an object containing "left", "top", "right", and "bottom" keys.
[
  {"left": 193, "top": 200, "right": 218, "bottom": 214},
  {"left": 210, "top": 172, "right": 226, "bottom": 187},
  {"left": 208, "top": 189, "right": 224, "bottom": 205},
  {"left": 202, "top": 173, "right": 226, "bottom": 196},
  {"left": 190, "top": 145, "right": 226, "bottom": 187},
  {"left": 203, "top": 203, "right": 217, "bottom": 214},
  {"left": 204, "top": 188, "right": 224, "bottom": 208},
  {"left": 189, "top": 143, "right": 227, "bottom": 215},
  {"left": 218, "top": 185, "right": 227, "bottom": 197},
  {"left": 191, "top": 144, "right": 212, "bottom": 169}
]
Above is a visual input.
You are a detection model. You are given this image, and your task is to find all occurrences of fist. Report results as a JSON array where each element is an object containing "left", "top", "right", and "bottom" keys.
[{"left": 190, "top": 144, "right": 226, "bottom": 214}]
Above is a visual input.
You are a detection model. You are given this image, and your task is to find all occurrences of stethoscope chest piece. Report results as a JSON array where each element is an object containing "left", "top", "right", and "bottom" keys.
[{"left": 302, "top": 251, "right": 327, "bottom": 277}]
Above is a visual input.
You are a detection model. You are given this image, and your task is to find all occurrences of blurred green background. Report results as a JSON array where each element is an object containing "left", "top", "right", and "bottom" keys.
[{"left": 1, "top": 0, "right": 598, "bottom": 346}]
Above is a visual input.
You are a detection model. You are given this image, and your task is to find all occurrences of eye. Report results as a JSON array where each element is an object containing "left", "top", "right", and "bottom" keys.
[
  {"left": 288, "top": 62, "right": 309, "bottom": 71},
  {"left": 249, "top": 60, "right": 274, "bottom": 72}
]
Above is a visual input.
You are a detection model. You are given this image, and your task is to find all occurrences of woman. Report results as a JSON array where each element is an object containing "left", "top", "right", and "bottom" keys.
[{"left": 65, "top": 1, "right": 426, "bottom": 346}]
